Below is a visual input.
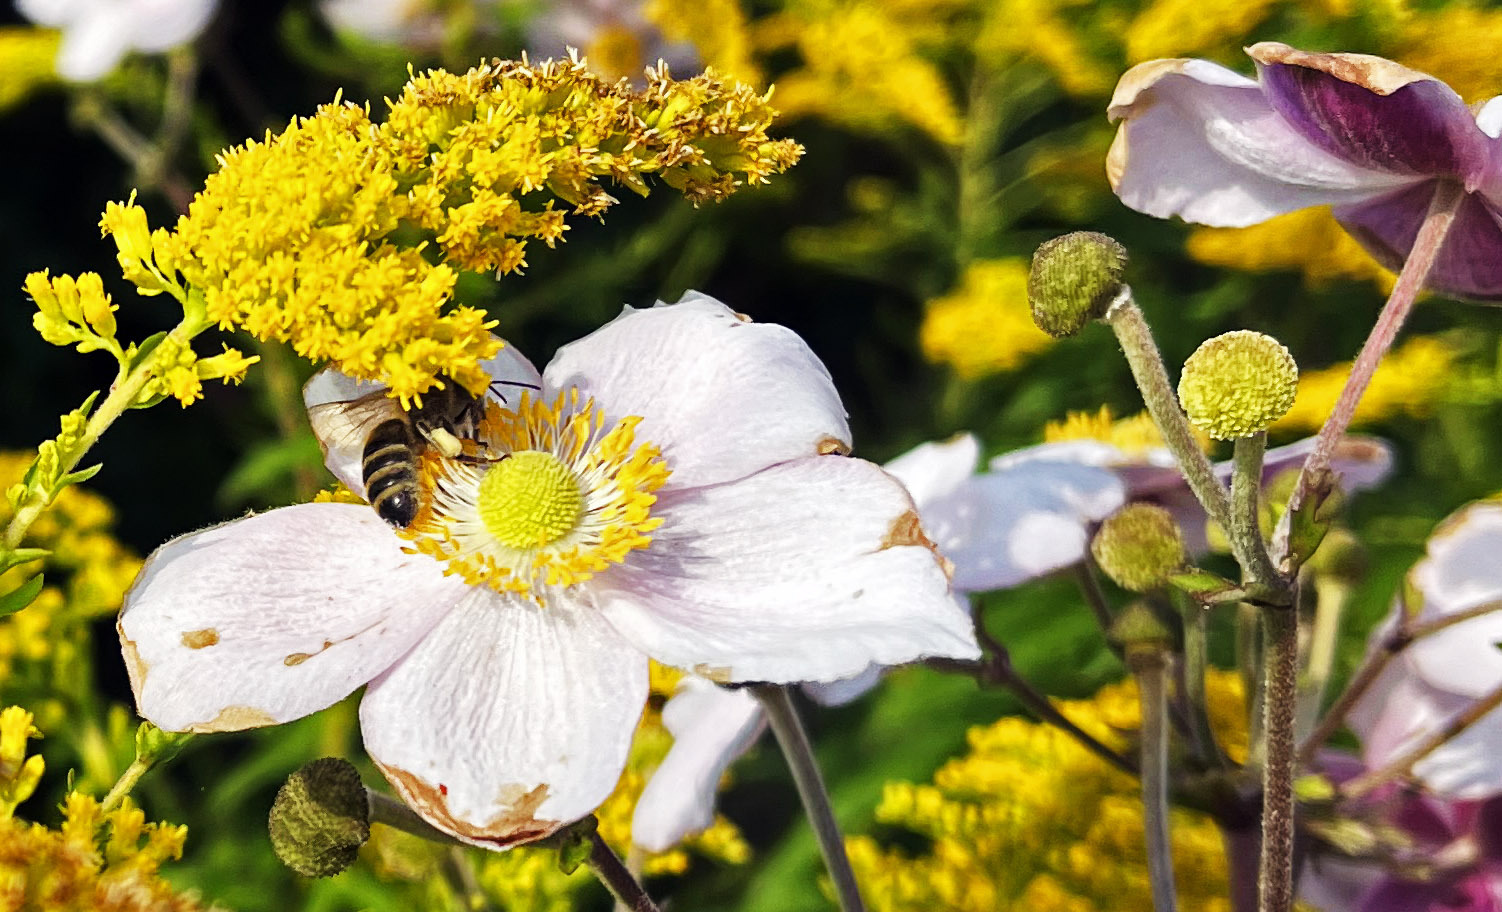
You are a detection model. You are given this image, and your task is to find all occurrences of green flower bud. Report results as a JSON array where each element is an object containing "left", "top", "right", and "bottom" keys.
[
  {"left": 1178, "top": 330, "right": 1298, "bottom": 440},
  {"left": 1091, "top": 503, "right": 1187, "bottom": 593},
  {"left": 269, "top": 757, "right": 370, "bottom": 878},
  {"left": 1027, "top": 232, "right": 1129, "bottom": 337},
  {"left": 1108, "top": 601, "right": 1174, "bottom": 651}
]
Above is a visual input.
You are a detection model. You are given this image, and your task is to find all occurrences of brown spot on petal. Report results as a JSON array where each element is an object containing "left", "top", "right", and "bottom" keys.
[
  {"left": 882, "top": 510, "right": 931, "bottom": 549},
  {"left": 376, "top": 762, "right": 559, "bottom": 849},
  {"left": 187, "top": 704, "right": 277, "bottom": 733},
  {"left": 1247, "top": 42, "right": 1433, "bottom": 96},
  {"left": 693, "top": 664, "right": 732, "bottom": 684},
  {"left": 181, "top": 628, "right": 219, "bottom": 649},
  {"left": 816, "top": 436, "right": 851, "bottom": 456},
  {"left": 118, "top": 622, "right": 147, "bottom": 701},
  {"left": 732, "top": 311, "right": 753, "bottom": 323},
  {"left": 284, "top": 639, "right": 337, "bottom": 667}
]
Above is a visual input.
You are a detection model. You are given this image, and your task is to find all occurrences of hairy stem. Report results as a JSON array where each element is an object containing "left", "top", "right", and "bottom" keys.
[
  {"left": 1133, "top": 647, "right": 1179, "bottom": 912},
  {"left": 1231, "top": 434, "right": 1279, "bottom": 588},
  {"left": 587, "top": 836, "right": 662, "bottom": 912},
  {"left": 1258, "top": 604, "right": 1300, "bottom": 912},
  {"left": 752, "top": 684, "right": 866, "bottom": 912}
]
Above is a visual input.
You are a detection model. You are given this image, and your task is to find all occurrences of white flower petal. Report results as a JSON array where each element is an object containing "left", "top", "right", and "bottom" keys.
[
  {"left": 990, "top": 439, "right": 1174, "bottom": 471},
  {"left": 593, "top": 455, "right": 979, "bottom": 684},
  {"left": 52, "top": 6, "right": 133, "bottom": 81},
  {"left": 1405, "top": 504, "right": 1502, "bottom": 697},
  {"left": 542, "top": 292, "right": 852, "bottom": 490},
  {"left": 882, "top": 434, "right": 979, "bottom": 509},
  {"left": 360, "top": 588, "right": 649, "bottom": 848},
  {"left": 632, "top": 678, "right": 764, "bottom": 852},
  {"left": 1479, "top": 96, "right": 1502, "bottom": 140},
  {"left": 125, "top": 0, "right": 217, "bottom": 52},
  {"left": 118, "top": 504, "right": 464, "bottom": 733},
  {"left": 929, "top": 463, "right": 1125, "bottom": 591},
  {"left": 1108, "top": 58, "right": 1416, "bottom": 226},
  {"left": 802, "top": 663, "right": 886, "bottom": 707},
  {"left": 16, "top": 0, "right": 95, "bottom": 27}
]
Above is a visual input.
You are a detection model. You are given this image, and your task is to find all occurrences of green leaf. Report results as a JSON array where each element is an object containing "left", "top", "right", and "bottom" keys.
[
  {"left": 50, "top": 462, "right": 103, "bottom": 498},
  {"left": 0, "top": 574, "right": 45, "bottom": 618},
  {"left": 0, "top": 548, "right": 50, "bottom": 574},
  {"left": 1287, "top": 466, "right": 1337, "bottom": 570},
  {"left": 125, "top": 331, "right": 168, "bottom": 372},
  {"left": 1169, "top": 568, "right": 1248, "bottom": 606}
]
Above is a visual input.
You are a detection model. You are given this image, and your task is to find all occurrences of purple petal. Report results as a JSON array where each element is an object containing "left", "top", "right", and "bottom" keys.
[
  {"left": 1360, "top": 875, "right": 1500, "bottom": 912},
  {"left": 1251, "top": 44, "right": 1496, "bottom": 184},
  {"left": 1336, "top": 184, "right": 1502, "bottom": 301}
]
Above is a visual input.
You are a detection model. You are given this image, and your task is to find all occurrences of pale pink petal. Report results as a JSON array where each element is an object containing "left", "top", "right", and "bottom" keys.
[
  {"left": 1478, "top": 97, "right": 1502, "bottom": 140},
  {"left": 542, "top": 293, "right": 851, "bottom": 491},
  {"left": 991, "top": 439, "right": 1174, "bottom": 471},
  {"left": 125, "top": 0, "right": 217, "bottom": 52},
  {"left": 360, "top": 589, "right": 648, "bottom": 848},
  {"left": 1249, "top": 43, "right": 1494, "bottom": 182},
  {"left": 632, "top": 678, "right": 764, "bottom": 852},
  {"left": 802, "top": 664, "right": 886, "bottom": 707},
  {"left": 118, "top": 504, "right": 464, "bottom": 733},
  {"left": 882, "top": 434, "right": 979, "bottom": 509},
  {"left": 52, "top": 5, "right": 134, "bottom": 81},
  {"left": 592, "top": 455, "right": 979, "bottom": 684},
  {"left": 1337, "top": 184, "right": 1502, "bottom": 301},
  {"left": 1405, "top": 504, "right": 1502, "bottom": 697},
  {"left": 1108, "top": 58, "right": 1416, "bottom": 227},
  {"left": 930, "top": 462, "right": 1124, "bottom": 591}
]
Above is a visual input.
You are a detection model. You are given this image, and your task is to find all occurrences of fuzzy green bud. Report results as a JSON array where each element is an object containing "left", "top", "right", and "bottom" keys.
[
  {"left": 1178, "top": 330, "right": 1298, "bottom": 440},
  {"left": 1091, "top": 503, "right": 1187, "bottom": 593},
  {"left": 1027, "top": 231, "right": 1129, "bottom": 337},
  {"left": 1108, "top": 601, "right": 1174, "bottom": 652},
  {"left": 269, "top": 757, "right": 371, "bottom": 878}
]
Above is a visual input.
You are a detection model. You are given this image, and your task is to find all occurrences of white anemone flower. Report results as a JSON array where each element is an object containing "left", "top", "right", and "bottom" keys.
[
  {"left": 632, "top": 427, "right": 1395, "bottom": 852},
  {"left": 116, "top": 292, "right": 980, "bottom": 849},
  {"left": 1350, "top": 502, "right": 1502, "bottom": 798},
  {"left": 16, "top": 0, "right": 218, "bottom": 82}
]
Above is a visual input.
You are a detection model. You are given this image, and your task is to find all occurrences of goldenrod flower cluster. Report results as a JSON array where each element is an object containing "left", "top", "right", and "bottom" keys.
[
  {"left": 0, "top": 452, "right": 141, "bottom": 684},
  {"left": 0, "top": 707, "right": 209, "bottom": 911},
  {"left": 0, "top": 28, "right": 60, "bottom": 112},
  {"left": 1272, "top": 335, "right": 1456, "bottom": 434},
  {"left": 848, "top": 671, "right": 1246, "bottom": 912},
  {"left": 1043, "top": 406, "right": 1208, "bottom": 459},
  {"left": 920, "top": 259, "right": 1054, "bottom": 379},
  {"left": 59, "top": 56, "right": 801, "bottom": 405},
  {"left": 1186, "top": 209, "right": 1394, "bottom": 292}
]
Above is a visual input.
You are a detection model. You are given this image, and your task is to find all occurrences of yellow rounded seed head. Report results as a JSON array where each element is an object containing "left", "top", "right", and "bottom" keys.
[
  {"left": 1090, "top": 503, "right": 1187, "bottom": 593},
  {"left": 478, "top": 451, "right": 587, "bottom": 549},
  {"left": 1178, "top": 330, "right": 1298, "bottom": 440},
  {"left": 269, "top": 758, "right": 370, "bottom": 878},
  {"left": 1027, "top": 232, "right": 1128, "bottom": 338}
]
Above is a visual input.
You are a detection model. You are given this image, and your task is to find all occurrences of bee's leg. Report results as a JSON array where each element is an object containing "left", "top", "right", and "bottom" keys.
[
  {"left": 423, "top": 426, "right": 465, "bottom": 460},
  {"left": 488, "top": 378, "right": 542, "bottom": 404}
]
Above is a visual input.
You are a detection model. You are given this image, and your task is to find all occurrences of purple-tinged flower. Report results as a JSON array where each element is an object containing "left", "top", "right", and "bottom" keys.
[
  {"left": 1351, "top": 503, "right": 1502, "bottom": 800},
  {"left": 1108, "top": 42, "right": 1502, "bottom": 300},
  {"left": 116, "top": 293, "right": 979, "bottom": 849}
]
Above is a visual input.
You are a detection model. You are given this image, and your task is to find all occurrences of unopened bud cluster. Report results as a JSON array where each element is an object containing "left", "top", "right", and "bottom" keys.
[
  {"left": 1027, "top": 232, "right": 1129, "bottom": 338},
  {"left": 1091, "top": 503, "right": 1187, "bottom": 593}
]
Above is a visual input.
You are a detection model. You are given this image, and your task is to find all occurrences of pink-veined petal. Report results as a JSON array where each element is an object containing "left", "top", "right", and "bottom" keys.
[
  {"left": 930, "top": 462, "right": 1124, "bottom": 591},
  {"left": 1336, "top": 183, "right": 1502, "bottom": 301},
  {"left": 882, "top": 434, "right": 980, "bottom": 510},
  {"left": 593, "top": 455, "right": 979, "bottom": 684},
  {"left": 1249, "top": 43, "right": 1495, "bottom": 183},
  {"left": 541, "top": 292, "right": 851, "bottom": 491},
  {"left": 1108, "top": 58, "right": 1416, "bottom": 227},
  {"left": 360, "top": 588, "right": 648, "bottom": 848},
  {"left": 1403, "top": 503, "right": 1502, "bottom": 697},
  {"left": 631, "top": 678, "right": 764, "bottom": 852},
  {"left": 118, "top": 503, "right": 464, "bottom": 733}
]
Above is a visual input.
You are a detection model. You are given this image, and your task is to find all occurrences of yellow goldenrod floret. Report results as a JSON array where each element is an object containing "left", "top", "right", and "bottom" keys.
[
  {"left": 1396, "top": 6, "right": 1502, "bottom": 103},
  {"left": 1186, "top": 208, "right": 1394, "bottom": 291},
  {"left": 920, "top": 259, "right": 1054, "bottom": 379},
  {"left": 645, "top": 0, "right": 762, "bottom": 86},
  {"left": 848, "top": 670, "right": 1246, "bottom": 912},
  {"left": 0, "top": 28, "right": 61, "bottom": 111},
  {"left": 1124, "top": 0, "right": 1279, "bottom": 62},
  {"left": 1271, "top": 335, "right": 1456, "bottom": 434},
  {"left": 1043, "top": 406, "right": 1209, "bottom": 458},
  {"left": 976, "top": 0, "right": 1115, "bottom": 97},
  {"left": 0, "top": 707, "right": 43, "bottom": 819},
  {"left": 87, "top": 56, "right": 799, "bottom": 403}
]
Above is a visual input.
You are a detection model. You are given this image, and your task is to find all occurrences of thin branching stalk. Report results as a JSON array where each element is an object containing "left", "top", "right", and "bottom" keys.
[
  {"left": 1297, "top": 597, "right": 1502, "bottom": 763},
  {"left": 587, "top": 834, "right": 663, "bottom": 912},
  {"left": 1132, "top": 646, "right": 1178, "bottom": 912},
  {"left": 1280, "top": 181, "right": 1464, "bottom": 546},
  {"left": 1178, "top": 598, "right": 1225, "bottom": 768},
  {"left": 100, "top": 757, "right": 152, "bottom": 814},
  {"left": 443, "top": 845, "right": 496, "bottom": 912},
  {"left": 366, "top": 792, "right": 465, "bottom": 846},
  {"left": 1231, "top": 434, "right": 1279, "bottom": 588},
  {"left": 1297, "top": 576, "right": 1351, "bottom": 742},
  {"left": 1104, "top": 294, "right": 1233, "bottom": 536},
  {"left": 752, "top": 684, "right": 866, "bottom": 912},
  {"left": 1341, "top": 677, "right": 1502, "bottom": 800}
]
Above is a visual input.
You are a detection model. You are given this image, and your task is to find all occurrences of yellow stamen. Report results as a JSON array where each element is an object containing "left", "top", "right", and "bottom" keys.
[{"left": 403, "top": 391, "right": 670, "bottom": 599}]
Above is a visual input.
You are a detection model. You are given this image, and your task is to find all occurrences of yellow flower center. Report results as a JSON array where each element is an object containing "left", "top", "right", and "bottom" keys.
[
  {"left": 477, "top": 452, "right": 585, "bottom": 549},
  {"left": 403, "top": 390, "right": 670, "bottom": 600}
]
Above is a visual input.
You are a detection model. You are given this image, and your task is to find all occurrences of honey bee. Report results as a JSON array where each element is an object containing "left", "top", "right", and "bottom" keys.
[{"left": 306, "top": 375, "right": 506, "bottom": 527}]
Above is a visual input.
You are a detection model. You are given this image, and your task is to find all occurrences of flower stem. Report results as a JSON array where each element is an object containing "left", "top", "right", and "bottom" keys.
[
  {"left": 1231, "top": 434, "right": 1279, "bottom": 588},
  {"left": 1297, "top": 597, "right": 1502, "bottom": 764},
  {"left": 1296, "top": 576, "right": 1350, "bottom": 743},
  {"left": 587, "top": 834, "right": 662, "bottom": 912},
  {"left": 751, "top": 684, "right": 866, "bottom": 912},
  {"left": 1130, "top": 645, "right": 1178, "bottom": 912},
  {"left": 1281, "top": 180, "right": 1464, "bottom": 550},
  {"left": 1341, "top": 676, "right": 1502, "bottom": 799},
  {"left": 1258, "top": 603, "right": 1300, "bottom": 912},
  {"left": 367, "top": 791, "right": 465, "bottom": 846},
  {"left": 1105, "top": 295, "right": 1233, "bottom": 537},
  {"left": 1179, "top": 599, "right": 1225, "bottom": 767},
  {"left": 443, "top": 845, "right": 496, "bottom": 912},
  {"left": 100, "top": 758, "right": 152, "bottom": 814}
]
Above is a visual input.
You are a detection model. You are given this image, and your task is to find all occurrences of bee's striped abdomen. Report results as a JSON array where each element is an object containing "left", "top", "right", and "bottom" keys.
[{"left": 362, "top": 419, "right": 420, "bottom": 527}]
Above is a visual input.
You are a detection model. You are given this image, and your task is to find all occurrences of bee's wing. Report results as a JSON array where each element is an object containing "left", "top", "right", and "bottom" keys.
[{"left": 304, "top": 368, "right": 402, "bottom": 494}]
